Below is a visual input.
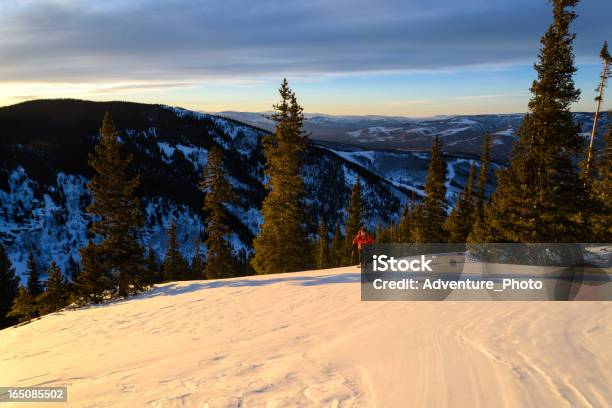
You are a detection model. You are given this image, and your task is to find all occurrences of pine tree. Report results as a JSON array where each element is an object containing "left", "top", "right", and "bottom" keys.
[
  {"left": 86, "top": 113, "right": 145, "bottom": 296},
  {"left": 315, "top": 218, "right": 330, "bottom": 269},
  {"left": 252, "top": 79, "right": 310, "bottom": 274},
  {"left": 162, "top": 222, "right": 189, "bottom": 281},
  {"left": 377, "top": 223, "right": 393, "bottom": 243},
  {"left": 475, "top": 135, "right": 490, "bottom": 220},
  {"left": 590, "top": 124, "right": 612, "bottom": 240},
  {"left": 190, "top": 235, "right": 205, "bottom": 279},
  {"left": 145, "top": 243, "right": 161, "bottom": 284},
  {"left": 390, "top": 223, "right": 401, "bottom": 243},
  {"left": 343, "top": 179, "right": 363, "bottom": 264},
  {"left": 39, "top": 262, "right": 69, "bottom": 315},
  {"left": 584, "top": 42, "right": 611, "bottom": 177},
  {"left": 412, "top": 137, "right": 448, "bottom": 243},
  {"left": 329, "top": 222, "right": 344, "bottom": 267},
  {"left": 398, "top": 204, "right": 411, "bottom": 242},
  {"left": 201, "top": 147, "right": 236, "bottom": 279},
  {"left": 399, "top": 192, "right": 417, "bottom": 243},
  {"left": 76, "top": 240, "right": 113, "bottom": 303},
  {"left": 0, "top": 244, "right": 19, "bottom": 328},
  {"left": 26, "top": 251, "right": 43, "bottom": 297},
  {"left": 7, "top": 287, "right": 39, "bottom": 323},
  {"left": 445, "top": 163, "right": 476, "bottom": 243},
  {"left": 375, "top": 222, "right": 382, "bottom": 243},
  {"left": 479, "top": 0, "right": 586, "bottom": 243}
]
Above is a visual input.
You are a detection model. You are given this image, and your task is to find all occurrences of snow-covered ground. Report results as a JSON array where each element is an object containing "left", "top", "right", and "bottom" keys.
[{"left": 1, "top": 266, "right": 610, "bottom": 407}]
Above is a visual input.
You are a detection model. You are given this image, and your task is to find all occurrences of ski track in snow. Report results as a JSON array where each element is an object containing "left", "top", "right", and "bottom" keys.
[{"left": 1, "top": 266, "right": 611, "bottom": 407}]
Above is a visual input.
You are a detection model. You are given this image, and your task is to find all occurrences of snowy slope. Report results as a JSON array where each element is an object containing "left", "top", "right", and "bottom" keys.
[{"left": 1, "top": 267, "right": 610, "bottom": 407}]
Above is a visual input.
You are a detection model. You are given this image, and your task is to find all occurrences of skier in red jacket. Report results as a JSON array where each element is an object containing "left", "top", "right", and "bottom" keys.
[{"left": 352, "top": 227, "right": 374, "bottom": 265}]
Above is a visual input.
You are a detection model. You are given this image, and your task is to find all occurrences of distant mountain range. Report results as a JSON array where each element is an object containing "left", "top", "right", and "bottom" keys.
[
  {"left": 217, "top": 111, "right": 611, "bottom": 163},
  {"left": 0, "top": 100, "right": 493, "bottom": 278}
]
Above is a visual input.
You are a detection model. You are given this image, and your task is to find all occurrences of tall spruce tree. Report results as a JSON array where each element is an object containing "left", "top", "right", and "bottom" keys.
[
  {"left": 315, "top": 218, "right": 330, "bottom": 269},
  {"left": 39, "top": 262, "right": 69, "bottom": 315},
  {"left": 85, "top": 113, "right": 145, "bottom": 296},
  {"left": 162, "top": 222, "right": 189, "bottom": 281},
  {"left": 0, "top": 244, "right": 19, "bottom": 328},
  {"left": 412, "top": 137, "right": 447, "bottom": 243},
  {"left": 478, "top": 0, "right": 586, "bottom": 242},
  {"left": 26, "top": 251, "right": 43, "bottom": 297},
  {"left": 252, "top": 79, "right": 310, "bottom": 274},
  {"left": 343, "top": 179, "right": 363, "bottom": 265},
  {"left": 329, "top": 222, "right": 344, "bottom": 267},
  {"left": 201, "top": 146, "right": 236, "bottom": 279},
  {"left": 445, "top": 164, "right": 476, "bottom": 243}
]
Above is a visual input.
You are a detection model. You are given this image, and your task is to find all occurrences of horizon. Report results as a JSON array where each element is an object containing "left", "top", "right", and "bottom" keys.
[
  {"left": 0, "top": 0, "right": 610, "bottom": 116},
  {"left": 1, "top": 97, "right": 607, "bottom": 119}
]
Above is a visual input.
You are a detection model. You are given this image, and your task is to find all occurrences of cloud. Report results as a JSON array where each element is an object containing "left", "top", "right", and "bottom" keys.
[
  {"left": 0, "top": 0, "right": 609, "bottom": 83},
  {"left": 89, "top": 82, "right": 194, "bottom": 94}
]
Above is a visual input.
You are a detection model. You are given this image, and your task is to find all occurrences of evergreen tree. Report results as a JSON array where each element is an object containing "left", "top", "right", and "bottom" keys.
[
  {"left": 412, "top": 137, "right": 447, "bottom": 243},
  {"left": 76, "top": 240, "right": 113, "bottom": 303},
  {"left": 85, "top": 113, "right": 145, "bottom": 296},
  {"left": 162, "top": 222, "right": 189, "bottom": 281},
  {"left": 145, "top": 243, "right": 161, "bottom": 284},
  {"left": 399, "top": 198, "right": 415, "bottom": 243},
  {"left": 329, "top": 222, "right": 344, "bottom": 267},
  {"left": 478, "top": 0, "right": 586, "bottom": 243},
  {"left": 445, "top": 163, "right": 476, "bottom": 243},
  {"left": 252, "top": 79, "right": 310, "bottom": 274},
  {"left": 390, "top": 223, "right": 401, "bottom": 243},
  {"left": 399, "top": 192, "right": 417, "bottom": 243},
  {"left": 590, "top": 124, "right": 612, "bottom": 240},
  {"left": 7, "top": 287, "right": 38, "bottom": 323},
  {"left": 66, "top": 256, "right": 81, "bottom": 283},
  {"left": 475, "top": 135, "right": 490, "bottom": 220},
  {"left": 201, "top": 147, "right": 236, "bottom": 279},
  {"left": 0, "top": 244, "right": 19, "bottom": 328},
  {"left": 190, "top": 235, "right": 205, "bottom": 279},
  {"left": 343, "top": 179, "right": 363, "bottom": 264},
  {"left": 26, "top": 251, "right": 43, "bottom": 297},
  {"left": 315, "top": 218, "right": 330, "bottom": 269},
  {"left": 377, "top": 223, "right": 396, "bottom": 244},
  {"left": 584, "top": 42, "right": 611, "bottom": 177},
  {"left": 39, "top": 262, "right": 69, "bottom": 315}
]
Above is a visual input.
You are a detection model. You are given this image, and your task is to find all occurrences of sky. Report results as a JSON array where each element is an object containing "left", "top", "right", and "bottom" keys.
[{"left": 0, "top": 0, "right": 610, "bottom": 116}]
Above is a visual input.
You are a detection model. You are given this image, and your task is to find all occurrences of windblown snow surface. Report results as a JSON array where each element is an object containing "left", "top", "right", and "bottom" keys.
[{"left": 1, "top": 267, "right": 611, "bottom": 407}]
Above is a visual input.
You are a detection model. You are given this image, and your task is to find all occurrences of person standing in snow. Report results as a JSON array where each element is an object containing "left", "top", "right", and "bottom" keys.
[{"left": 352, "top": 227, "right": 374, "bottom": 266}]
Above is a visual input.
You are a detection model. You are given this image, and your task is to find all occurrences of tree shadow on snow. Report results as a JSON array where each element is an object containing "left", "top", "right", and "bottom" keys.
[{"left": 142, "top": 273, "right": 361, "bottom": 298}]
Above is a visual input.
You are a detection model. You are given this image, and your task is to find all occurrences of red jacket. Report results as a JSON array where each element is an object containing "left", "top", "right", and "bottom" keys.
[{"left": 352, "top": 231, "right": 374, "bottom": 251}]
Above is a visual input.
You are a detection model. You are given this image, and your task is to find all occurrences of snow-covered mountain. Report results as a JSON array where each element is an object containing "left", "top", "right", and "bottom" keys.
[
  {"left": 0, "top": 100, "right": 493, "bottom": 279},
  {"left": 218, "top": 111, "right": 611, "bottom": 162}
]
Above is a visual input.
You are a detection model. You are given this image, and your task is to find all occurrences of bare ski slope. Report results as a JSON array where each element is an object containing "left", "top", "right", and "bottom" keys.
[{"left": 1, "top": 266, "right": 611, "bottom": 407}]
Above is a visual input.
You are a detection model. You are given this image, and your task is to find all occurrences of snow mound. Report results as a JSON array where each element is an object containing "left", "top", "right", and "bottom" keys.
[{"left": 1, "top": 267, "right": 610, "bottom": 407}]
